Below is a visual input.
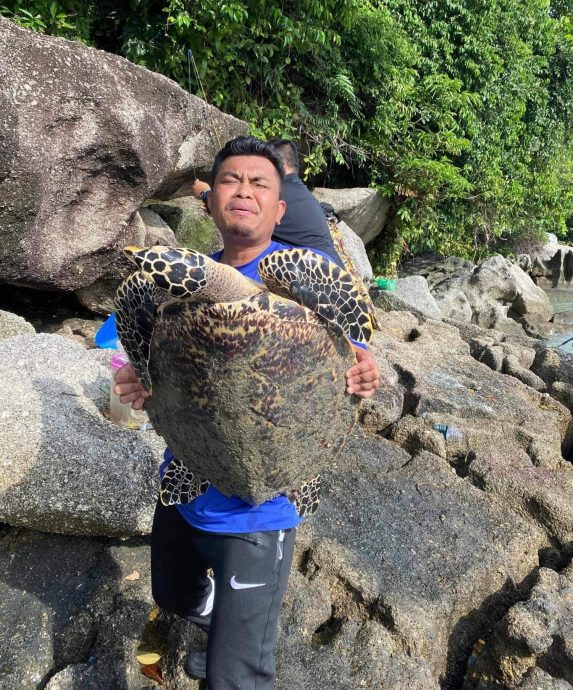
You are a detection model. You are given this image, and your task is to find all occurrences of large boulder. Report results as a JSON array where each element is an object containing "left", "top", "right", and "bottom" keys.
[
  {"left": 530, "top": 346, "right": 573, "bottom": 415},
  {"left": 431, "top": 255, "right": 553, "bottom": 336},
  {"left": 0, "top": 17, "right": 245, "bottom": 292},
  {"left": 467, "top": 450, "right": 573, "bottom": 547},
  {"left": 333, "top": 219, "right": 373, "bottom": 279},
  {"left": 75, "top": 207, "right": 177, "bottom": 315},
  {"left": 0, "top": 309, "right": 35, "bottom": 338},
  {"left": 312, "top": 187, "right": 391, "bottom": 244},
  {"left": 0, "top": 333, "right": 164, "bottom": 536},
  {"left": 440, "top": 315, "right": 573, "bottom": 422},
  {"left": 393, "top": 275, "right": 442, "bottom": 319},
  {"left": 371, "top": 313, "right": 573, "bottom": 471},
  {"left": 433, "top": 286, "right": 473, "bottom": 322},
  {"left": 524, "top": 237, "right": 573, "bottom": 288},
  {"left": 280, "top": 433, "right": 545, "bottom": 689},
  {"left": 507, "top": 260, "right": 554, "bottom": 317},
  {"left": 145, "top": 197, "right": 222, "bottom": 255},
  {"left": 400, "top": 253, "right": 476, "bottom": 288}
]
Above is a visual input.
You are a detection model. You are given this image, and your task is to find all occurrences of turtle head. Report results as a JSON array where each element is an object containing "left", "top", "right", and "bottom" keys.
[{"left": 123, "top": 245, "right": 208, "bottom": 299}]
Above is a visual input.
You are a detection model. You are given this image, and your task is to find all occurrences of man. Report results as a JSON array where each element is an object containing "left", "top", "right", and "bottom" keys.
[
  {"left": 188, "top": 138, "right": 343, "bottom": 266},
  {"left": 115, "top": 136, "right": 379, "bottom": 689}
]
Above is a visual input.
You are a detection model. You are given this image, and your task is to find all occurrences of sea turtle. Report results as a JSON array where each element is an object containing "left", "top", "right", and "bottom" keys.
[{"left": 114, "top": 245, "right": 373, "bottom": 509}]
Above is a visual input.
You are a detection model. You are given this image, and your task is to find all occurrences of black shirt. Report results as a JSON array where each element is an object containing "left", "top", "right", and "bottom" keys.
[{"left": 272, "top": 174, "right": 343, "bottom": 267}]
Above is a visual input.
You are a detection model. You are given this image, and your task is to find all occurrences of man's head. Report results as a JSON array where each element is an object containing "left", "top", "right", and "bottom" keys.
[
  {"left": 267, "top": 138, "right": 299, "bottom": 175},
  {"left": 207, "top": 136, "right": 286, "bottom": 248},
  {"left": 210, "top": 136, "right": 286, "bottom": 187}
]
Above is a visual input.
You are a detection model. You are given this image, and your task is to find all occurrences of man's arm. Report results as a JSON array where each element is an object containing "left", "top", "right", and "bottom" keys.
[{"left": 189, "top": 179, "right": 211, "bottom": 198}]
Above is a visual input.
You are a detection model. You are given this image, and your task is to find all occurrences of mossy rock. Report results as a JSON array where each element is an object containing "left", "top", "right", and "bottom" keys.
[{"left": 144, "top": 197, "right": 222, "bottom": 255}]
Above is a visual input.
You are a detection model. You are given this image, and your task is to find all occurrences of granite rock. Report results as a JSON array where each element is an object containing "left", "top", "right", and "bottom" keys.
[
  {"left": 0, "top": 528, "right": 158, "bottom": 690},
  {"left": 394, "top": 275, "right": 442, "bottom": 319},
  {"left": 312, "top": 187, "right": 391, "bottom": 244},
  {"left": 464, "top": 567, "right": 573, "bottom": 689},
  {"left": 0, "top": 17, "right": 244, "bottom": 292},
  {"left": 0, "top": 334, "right": 163, "bottom": 536},
  {"left": 0, "top": 309, "right": 35, "bottom": 339}
]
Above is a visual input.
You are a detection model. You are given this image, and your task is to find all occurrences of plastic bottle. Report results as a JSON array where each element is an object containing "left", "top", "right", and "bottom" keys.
[
  {"left": 109, "top": 353, "right": 150, "bottom": 429},
  {"left": 432, "top": 423, "right": 463, "bottom": 441}
]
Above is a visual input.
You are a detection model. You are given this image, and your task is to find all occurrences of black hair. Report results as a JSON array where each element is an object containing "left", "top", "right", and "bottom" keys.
[
  {"left": 211, "top": 136, "right": 286, "bottom": 186},
  {"left": 267, "top": 138, "right": 299, "bottom": 174}
]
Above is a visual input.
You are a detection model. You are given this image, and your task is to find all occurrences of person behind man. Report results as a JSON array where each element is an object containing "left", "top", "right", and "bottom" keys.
[
  {"left": 266, "top": 137, "right": 343, "bottom": 266},
  {"left": 114, "top": 136, "right": 379, "bottom": 689}
]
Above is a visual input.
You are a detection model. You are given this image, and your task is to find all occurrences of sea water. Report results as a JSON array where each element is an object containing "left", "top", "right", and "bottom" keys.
[{"left": 544, "top": 287, "right": 573, "bottom": 354}]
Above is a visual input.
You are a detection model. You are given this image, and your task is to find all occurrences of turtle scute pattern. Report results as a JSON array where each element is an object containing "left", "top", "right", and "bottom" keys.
[
  {"left": 289, "top": 474, "right": 322, "bottom": 517},
  {"left": 258, "top": 248, "right": 373, "bottom": 345},
  {"left": 124, "top": 245, "right": 262, "bottom": 303},
  {"left": 160, "top": 456, "right": 322, "bottom": 518},
  {"left": 327, "top": 218, "right": 380, "bottom": 330},
  {"left": 146, "top": 291, "right": 354, "bottom": 504},
  {"left": 160, "top": 457, "right": 211, "bottom": 506},
  {"left": 126, "top": 246, "right": 209, "bottom": 299},
  {"left": 116, "top": 244, "right": 360, "bottom": 509},
  {"left": 114, "top": 272, "right": 166, "bottom": 391}
]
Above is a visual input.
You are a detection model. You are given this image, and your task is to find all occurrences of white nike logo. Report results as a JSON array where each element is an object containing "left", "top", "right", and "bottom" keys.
[{"left": 230, "top": 575, "right": 266, "bottom": 590}]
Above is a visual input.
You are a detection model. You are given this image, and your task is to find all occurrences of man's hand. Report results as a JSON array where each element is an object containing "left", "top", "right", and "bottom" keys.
[
  {"left": 346, "top": 346, "right": 380, "bottom": 399},
  {"left": 190, "top": 178, "right": 211, "bottom": 198},
  {"left": 114, "top": 363, "right": 150, "bottom": 410}
]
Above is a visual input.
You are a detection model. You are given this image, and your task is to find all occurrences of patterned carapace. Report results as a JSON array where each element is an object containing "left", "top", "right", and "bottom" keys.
[{"left": 114, "top": 245, "right": 364, "bottom": 509}]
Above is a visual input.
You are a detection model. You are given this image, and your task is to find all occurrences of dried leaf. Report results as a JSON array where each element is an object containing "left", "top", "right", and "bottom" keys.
[
  {"left": 140, "top": 662, "right": 163, "bottom": 685},
  {"left": 125, "top": 570, "right": 140, "bottom": 581}
]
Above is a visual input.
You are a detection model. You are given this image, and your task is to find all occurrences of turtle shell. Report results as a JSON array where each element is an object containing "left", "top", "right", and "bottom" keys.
[{"left": 144, "top": 289, "right": 358, "bottom": 504}]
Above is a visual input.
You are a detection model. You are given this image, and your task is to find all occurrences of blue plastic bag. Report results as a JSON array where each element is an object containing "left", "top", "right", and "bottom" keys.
[{"left": 95, "top": 313, "right": 119, "bottom": 349}]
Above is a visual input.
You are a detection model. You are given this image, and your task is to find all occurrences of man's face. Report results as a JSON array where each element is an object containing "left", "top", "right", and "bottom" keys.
[{"left": 208, "top": 155, "right": 286, "bottom": 247}]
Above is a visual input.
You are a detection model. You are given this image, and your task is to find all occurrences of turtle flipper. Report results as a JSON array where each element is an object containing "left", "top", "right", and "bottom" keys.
[
  {"left": 114, "top": 272, "right": 165, "bottom": 391},
  {"left": 290, "top": 281, "right": 319, "bottom": 311},
  {"left": 289, "top": 474, "right": 322, "bottom": 517},
  {"left": 123, "top": 245, "right": 263, "bottom": 302},
  {"left": 258, "top": 249, "right": 373, "bottom": 345},
  {"left": 289, "top": 282, "right": 343, "bottom": 338},
  {"left": 160, "top": 457, "right": 210, "bottom": 506}
]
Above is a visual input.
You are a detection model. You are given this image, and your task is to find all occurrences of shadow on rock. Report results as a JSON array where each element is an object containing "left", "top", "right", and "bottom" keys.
[
  {"left": 444, "top": 568, "right": 539, "bottom": 690},
  {"left": 0, "top": 527, "right": 158, "bottom": 690}
]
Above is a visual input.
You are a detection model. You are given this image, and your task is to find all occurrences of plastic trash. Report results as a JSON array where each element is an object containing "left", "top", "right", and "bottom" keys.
[
  {"left": 374, "top": 277, "right": 397, "bottom": 291},
  {"left": 95, "top": 313, "right": 119, "bottom": 349},
  {"left": 108, "top": 352, "right": 150, "bottom": 429},
  {"left": 432, "top": 423, "right": 463, "bottom": 441}
]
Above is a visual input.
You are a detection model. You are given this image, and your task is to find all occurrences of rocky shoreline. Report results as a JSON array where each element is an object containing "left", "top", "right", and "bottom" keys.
[
  {"left": 1, "top": 285, "right": 573, "bottom": 689},
  {"left": 1, "top": 15, "right": 572, "bottom": 690}
]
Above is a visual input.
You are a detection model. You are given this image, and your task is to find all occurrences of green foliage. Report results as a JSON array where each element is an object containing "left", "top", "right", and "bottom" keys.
[
  {"left": 3, "top": 0, "right": 573, "bottom": 272},
  {"left": 0, "top": 1, "right": 88, "bottom": 38},
  {"left": 370, "top": 0, "right": 573, "bottom": 273}
]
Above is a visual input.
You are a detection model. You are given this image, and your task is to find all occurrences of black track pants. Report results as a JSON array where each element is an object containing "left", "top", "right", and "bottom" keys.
[{"left": 151, "top": 499, "right": 296, "bottom": 690}]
